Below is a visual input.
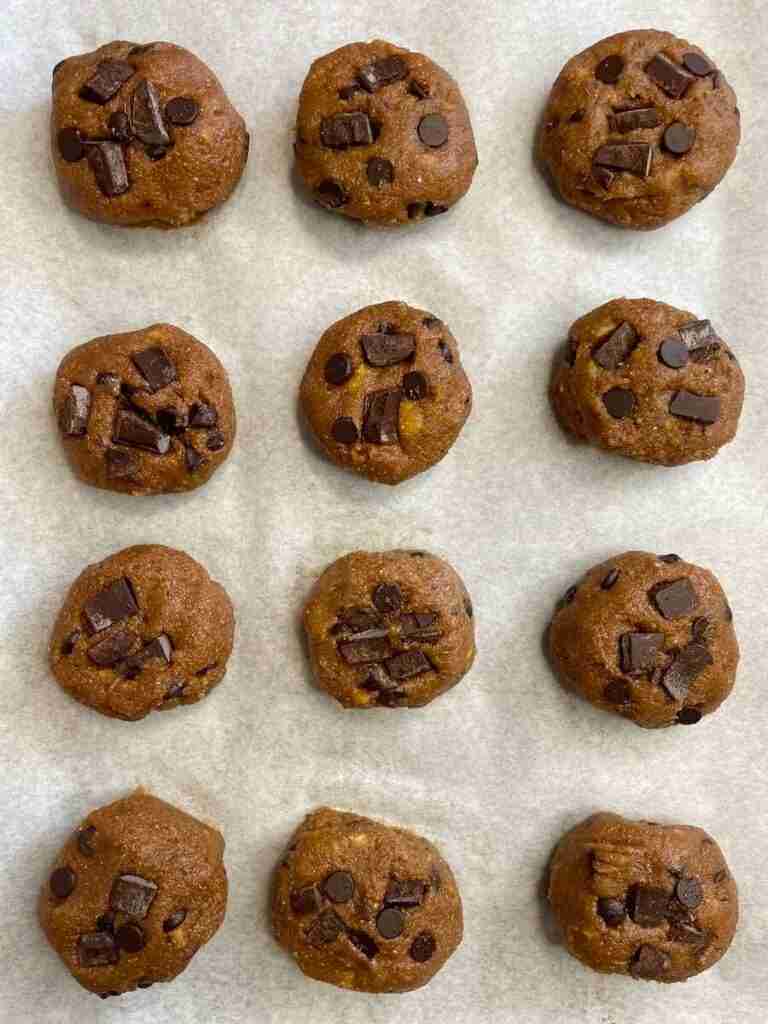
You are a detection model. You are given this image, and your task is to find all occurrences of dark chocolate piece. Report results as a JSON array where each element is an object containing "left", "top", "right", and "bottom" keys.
[
  {"left": 131, "top": 79, "right": 171, "bottom": 147},
  {"left": 87, "top": 142, "right": 130, "bottom": 197},
  {"left": 110, "top": 874, "right": 158, "bottom": 918},
  {"left": 113, "top": 409, "right": 171, "bottom": 454},
  {"left": 669, "top": 390, "right": 721, "bottom": 424},
  {"left": 362, "top": 389, "right": 402, "bottom": 445},
  {"left": 360, "top": 333, "right": 416, "bottom": 366},
  {"left": 87, "top": 629, "right": 137, "bottom": 667},
  {"left": 60, "top": 385, "right": 91, "bottom": 436},
  {"left": 357, "top": 55, "right": 408, "bottom": 93},
  {"left": 131, "top": 347, "right": 177, "bottom": 392},
  {"left": 592, "top": 322, "right": 638, "bottom": 369},
  {"left": 594, "top": 142, "right": 653, "bottom": 177},
  {"left": 645, "top": 54, "right": 693, "bottom": 98},
  {"left": 80, "top": 60, "right": 135, "bottom": 104},
  {"left": 320, "top": 113, "right": 373, "bottom": 148},
  {"left": 83, "top": 578, "right": 139, "bottom": 634}
]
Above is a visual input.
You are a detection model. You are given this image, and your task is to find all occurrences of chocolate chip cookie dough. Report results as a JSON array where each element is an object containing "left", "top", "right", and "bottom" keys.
[
  {"left": 304, "top": 550, "right": 475, "bottom": 709},
  {"left": 552, "top": 298, "right": 744, "bottom": 466},
  {"left": 548, "top": 812, "right": 738, "bottom": 983},
  {"left": 301, "top": 302, "right": 472, "bottom": 484},
  {"left": 548, "top": 551, "right": 738, "bottom": 729},
  {"left": 54, "top": 323, "right": 235, "bottom": 495},
  {"left": 50, "top": 545, "right": 235, "bottom": 721},
  {"left": 273, "top": 808, "right": 463, "bottom": 992},
  {"left": 295, "top": 40, "right": 478, "bottom": 224},
  {"left": 51, "top": 41, "right": 248, "bottom": 227},
  {"left": 39, "top": 788, "right": 227, "bottom": 998},
  {"left": 538, "top": 30, "right": 740, "bottom": 229}
]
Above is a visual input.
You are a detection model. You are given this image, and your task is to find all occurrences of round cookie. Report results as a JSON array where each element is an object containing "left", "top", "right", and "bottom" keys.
[
  {"left": 54, "top": 323, "right": 236, "bottom": 495},
  {"left": 50, "top": 544, "right": 235, "bottom": 721},
  {"left": 301, "top": 302, "right": 472, "bottom": 484},
  {"left": 272, "top": 807, "right": 463, "bottom": 993},
  {"left": 548, "top": 551, "right": 738, "bottom": 729},
  {"left": 303, "top": 549, "right": 475, "bottom": 709},
  {"left": 548, "top": 812, "right": 738, "bottom": 983},
  {"left": 39, "top": 788, "right": 227, "bottom": 998},
  {"left": 551, "top": 298, "right": 744, "bottom": 466},
  {"left": 295, "top": 40, "right": 478, "bottom": 225},
  {"left": 538, "top": 30, "right": 740, "bottom": 229},
  {"left": 51, "top": 41, "right": 248, "bottom": 227}
]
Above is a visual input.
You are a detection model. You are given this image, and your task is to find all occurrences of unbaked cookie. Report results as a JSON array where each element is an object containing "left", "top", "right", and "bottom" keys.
[
  {"left": 551, "top": 298, "right": 744, "bottom": 466},
  {"left": 39, "top": 788, "right": 227, "bottom": 998},
  {"left": 303, "top": 549, "right": 475, "bottom": 708},
  {"left": 50, "top": 544, "right": 235, "bottom": 721},
  {"left": 301, "top": 302, "right": 472, "bottom": 484},
  {"left": 295, "top": 40, "right": 478, "bottom": 225},
  {"left": 272, "top": 807, "right": 463, "bottom": 992},
  {"left": 538, "top": 30, "right": 740, "bottom": 229},
  {"left": 51, "top": 41, "right": 248, "bottom": 227},
  {"left": 548, "top": 812, "right": 738, "bottom": 983},
  {"left": 54, "top": 323, "right": 235, "bottom": 495},
  {"left": 548, "top": 551, "right": 738, "bottom": 729}
]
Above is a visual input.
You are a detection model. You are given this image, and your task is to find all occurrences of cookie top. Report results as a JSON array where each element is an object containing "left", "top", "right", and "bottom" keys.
[
  {"left": 51, "top": 41, "right": 249, "bottom": 227},
  {"left": 295, "top": 40, "right": 478, "bottom": 225},
  {"left": 49, "top": 544, "right": 235, "bottom": 721},
  {"left": 53, "top": 323, "right": 236, "bottom": 495},
  {"left": 300, "top": 301, "right": 472, "bottom": 484},
  {"left": 551, "top": 298, "right": 745, "bottom": 466},
  {"left": 538, "top": 29, "right": 740, "bottom": 229}
]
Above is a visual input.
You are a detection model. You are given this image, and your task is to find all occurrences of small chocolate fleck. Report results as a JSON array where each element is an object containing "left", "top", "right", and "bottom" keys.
[
  {"left": 418, "top": 113, "right": 449, "bottom": 147},
  {"left": 595, "top": 55, "right": 624, "bottom": 84},
  {"left": 96, "top": 912, "right": 116, "bottom": 934},
  {"left": 367, "top": 157, "right": 394, "bottom": 187},
  {"left": 206, "top": 430, "right": 225, "bottom": 451},
  {"left": 290, "top": 888, "right": 320, "bottom": 916},
  {"left": 323, "top": 871, "right": 355, "bottom": 904},
  {"left": 597, "top": 897, "right": 626, "bottom": 927},
  {"left": 163, "top": 909, "right": 187, "bottom": 932},
  {"left": 50, "top": 866, "right": 76, "bottom": 899},
  {"left": 165, "top": 96, "right": 199, "bottom": 126},
  {"left": 692, "top": 617, "right": 711, "bottom": 643},
  {"left": 664, "top": 122, "right": 696, "bottom": 155},
  {"left": 592, "top": 322, "right": 638, "bottom": 370},
  {"left": 403, "top": 371, "right": 428, "bottom": 400},
  {"left": 372, "top": 583, "right": 402, "bottom": 614},
  {"left": 464, "top": 597, "right": 473, "bottom": 618},
  {"left": 105, "top": 447, "right": 139, "bottom": 480},
  {"left": 659, "top": 554, "right": 681, "bottom": 564},
  {"left": 115, "top": 922, "right": 146, "bottom": 953},
  {"left": 324, "top": 353, "right": 354, "bottom": 386},
  {"left": 669, "top": 390, "right": 721, "bottom": 424},
  {"left": 408, "top": 80, "right": 430, "bottom": 99},
  {"left": 96, "top": 373, "right": 121, "bottom": 395},
  {"left": 677, "top": 706, "right": 703, "bottom": 725},
  {"left": 659, "top": 336, "right": 690, "bottom": 369},
  {"left": 164, "top": 680, "right": 186, "bottom": 701},
  {"left": 338, "top": 84, "right": 362, "bottom": 100},
  {"left": 713, "top": 869, "right": 728, "bottom": 884},
  {"left": 376, "top": 907, "right": 405, "bottom": 939},
  {"left": 331, "top": 416, "right": 359, "bottom": 445},
  {"left": 61, "top": 630, "right": 81, "bottom": 656},
  {"left": 57, "top": 127, "right": 85, "bottom": 162},
  {"left": 602, "top": 387, "right": 636, "bottom": 419},
  {"left": 307, "top": 909, "right": 345, "bottom": 947},
  {"left": 410, "top": 931, "right": 436, "bottom": 963},
  {"left": 185, "top": 445, "right": 205, "bottom": 472},
  {"left": 438, "top": 340, "right": 453, "bottom": 364},
  {"left": 80, "top": 60, "right": 135, "bottom": 104},
  {"left": 604, "top": 679, "right": 631, "bottom": 704},
  {"left": 601, "top": 568, "right": 620, "bottom": 590},
  {"left": 569, "top": 109, "right": 585, "bottom": 123}
]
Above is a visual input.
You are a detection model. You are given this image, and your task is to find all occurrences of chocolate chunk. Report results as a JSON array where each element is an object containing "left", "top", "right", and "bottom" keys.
[
  {"left": 146, "top": 144, "right": 168, "bottom": 160},
  {"left": 60, "top": 385, "right": 91, "bottom": 436},
  {"left": 669, "top": 390, "right": 721, "bottom": 424},
  {"left": 597, "top": 897, "right": 626, "bottom": 927},
  {"left": 114, "top": 409, "right": 171, "bottom": 453},
  {"left": 385, "top": 879, "right": 425, "bottom": 907},
  {"left": 163, "top": 909, "right": 187, "bottom": 932},
  {"left": 324, "top": 353, "right": 354, "bottom": 386},
  {"left": 630, "top": 885, "right": 670, "bottom": 926},
  {"left": 400, "top": 612, "right": 442, "bottom": 642},
  {"left": 316, "top": 179, "right": 347, "bottom": 208},
  {"left": 373, "top": 583, "right": 403, "bottom": 614},
  {"left": 131, "top": 79, "right": 171, "bottom": 146},
  {"left": 604, "top": 679, "right": 631, "bottom": 704},
  {"left": 87, "top": 142, "right": 130, "bottom": 197},
  {"left": 409, "top": 80, "right": 430, "bottom": 99},
  {"left": 320, "top": 112, "right": 373, "bottom": 148},
  {"left": 96, "top": 373, "right": 122, "bottom": 395},
  {"left": 331, "top": 416, "right": 359, "bottom": 444},
  {"left": 630, "top": 944, "right": 670, "bottom": 979},
  {"left": 61, "top": 630, "right": 81, "bottom": 655},
  {"left": 290, "top": 888, "right": 321, "bottom": 916},
  {"left": 679, "top": 320, "right": 716, "bottom": 350},
  {"left": 339, "top": 631, "right": 392, "bottom": 665},
  {"left": 645, "top": 54, "right": 693, "bottom": 98},
  {"left": 50, "top": 866, "right": 76, "bottom": 899},
  {"left": 418, "top": 114, "right": 449, "bottom": 147},
  {"left": 592, "top": 322, "right": 638, "bottom": 369},
  {"left": 115, "top": 922, "right": 146, "bottom": 953},
  {"left": 96, "top": 912, "right": 116, "bottom": 933},
  {"left": 157, "top": 407, "right": 188, "bottom": 435},
  {"left": 609, "top": 107, "right": 662, "bottom": 133},
  {"left": 403, "top": 371, "right": 429, "bottom": 400},
  {"left": 676, "top": 876, "right": 704, "bottom": 909},
  {"left": 323, "top": 871, "right": 355, "bottom": 904},
  {"left": 57, "top": 127, "right": 84, "bottom": 162},
  {"left": 87, "top": 629, "right": 137, "bottom": 667},
  {"left": 362, "top": 388, "right": 402, "bottom": 445},
  {"left": 661, "top": 643, "right": 713, "bottom": 701},
  {"left": 595, "top": 55, "right": 624, "bottom": 83},
  {"left": 377, "top": 689, "right": 408, "bottom": 707},
  {"left": 164, "top": 680, "right": 186, "bottom": 701},
  {"left": 677, "top": 706, "right": 703, "bottom": 725},
  {"left": 145, "top": 634, "right": 173, "bottom": 663},
  {"left": 185, "top": 445, "right": 205, "bottom": 472},
  {"left": 80, "top": 60, "right": 135, "bottom": 103},
  {"left": 105, "top": 447, "right": 138, "bottom": 480},
  {"left": 165, "top": 96, "right": 199, "bottom": 126},
  {"left": 683, "top": 52, "right": 715, "bottom": 77},
  {"left": 664, "top": 122, "right": 696, "bottom": 155},
  {"left": 602, "top": 387, "right": 636, "bottom": 419},
  {"left": 692, "top": 617, "right": 712, "bottom": 643},
  {"left": 84, "top": 578, "right": 139, "bottom": 634},
  {"left": 361, "top": 664, "right": 396, "bottom": 692},
  {"left": 184, "top": 403, "right": 215, "bottom": 429},
  {"left": 206, "top": 429, "right": 225, "bottom": 451},
  {"left": 357, "top": 55, "right": 408, "bottom": 93},
  {"left": 307, "top": 909, "right": 345, "bottom": 947},
  {"left": 376, "top": 907, "right": 405, "bottom": 939},
  {"left": 386, "top": 649, "right": 432, "bottom": 680},
  {"left": 334, "top": 608, "right": 383, "bottom": 634},
  {"left": 594, "top": 142, "right": 653, "bottom": 177},
  {"left": 658, "top": 336, "right": 689, "bottom": 369},
  {"left": 367, "top": 157, "right": 394, "bottom": 186},
  {"left": 360, "top": 332, "right": 416, "bottom": 366},
  {"left": 619, "top": 632, "right": 664, "bottom": 674},
  {"left": 602, "top": 568, "right": 620, "bottom": 590},
  {"left": 347, "top": 929, "right": 379, "bottom": 959},
  {"left": 659, "top": 554, "right": 681, "bottom": 564},
  {"left": 78, "top": 932, "right": 118, "bottom": 967},
  {"left": 132, "top": 347, "right": 177, "bottom": 392},
  {"left": 409, "top": 931, "right": 436, "bottom": 963},
  {"left": 108, "top": 111, "right": 132, "bottom": 142},
  {"left": 651, "top": 578, "right": 698, "bottom": 620},
  {"left": 110, "top": 874, "right": 158, "bottom": 918}
]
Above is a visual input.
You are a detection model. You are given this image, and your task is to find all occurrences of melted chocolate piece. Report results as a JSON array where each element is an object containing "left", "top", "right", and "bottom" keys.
[
  {"left": 357, "top": 55, "right": 408, "bottom": 93},
  {"left": 385, "top": 649, "right": 432, "bottom": 680},
  {"left": 594, "top": 142, "right": 653, "bottom": 177},
  {"left": 592, "top": 322, "right": 638, "bottom": 369},
  {"left": 320, "top": 112, "right": 373, "bottom": 148},
  {"left": 131, "top": 79, "right": 171, "bottom": 147},
  {"left": 87, "top": 629, "right": 137, "bottom": 667},
  {"left": 609, "top": 107, "right": 662, "bottom": 133},
  {"left": 669, "top": 390, "right": 721, "bottom": 424},
  {"left": 78, "top": 932, "right": 118, "bottom": 967},
  {"left": 360, "top": 332, "right": 416, "bottom": 366},
  {"left": 645, "top": 54, "right": 693, "bottom": 98},
  {"left": 399, "top": 612, "right": 442, "bottom": 642},
  {"left": 362, "top": 389, "right": 402, "bottom": 444},
  {"left": 114, "top": 409, "right": 171, "bottom": 453},
  {"left": 83, "top": 578, "right": 139, "bottom": 634},
  {"left": 60, "top": 385, "right": 91, "bottom": 436},
  {"left": 80, "top": 60, "right": 135, "bottom": 103},
  {"left": 105, "top": 444, "right": 139, "bottom": 479},
  {"left": 131, "top": 347, "right": 177, "bottom": 392},
  {"left": 87, "top": 142, "right": 130, "bottom": 197}
]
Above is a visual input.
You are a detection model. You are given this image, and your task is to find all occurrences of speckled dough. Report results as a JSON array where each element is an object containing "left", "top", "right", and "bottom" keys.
[
  {"left": 552, "top": 298, "right": 744, "bottom": 466},
  {"left": 301, "top": 302, "right": 472, "bottom": 484},
  {"left": 548, "top": 551, "right": 738, "bottom": 729},
  {"left": 50, "top": 545, "right": 235, "bottom": 721},
  {"left": 273, "top": 808, "right": 463, "bottom": 992},
  {"left": 54, "top": 323, "right": 236, "bottom": 495},
  {"left": 39, "top": 789, "right": 227, "bottom": 998},
  {"left": 304, "top": 550, "right": 475, "bottom": 709},
  {"left": 548, "top": 813, "right": 738, "bottom": 983},
  {"left": 538, "top": 30, "right": 740, "bottom": 229},
  {"left": 51, "top": 41, "right": 249, "bottom": 227},
  {"left": 295, "top": 40, "right": 478, "bottom": 225}
]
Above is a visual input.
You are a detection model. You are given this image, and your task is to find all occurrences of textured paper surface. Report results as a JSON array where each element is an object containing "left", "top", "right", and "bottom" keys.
[{"left": 1, "top": 1, "right": 766, "bottom": 1021}]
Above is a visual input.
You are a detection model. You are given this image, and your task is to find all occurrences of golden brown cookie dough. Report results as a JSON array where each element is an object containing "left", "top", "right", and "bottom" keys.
[
  {"left": 295, "top": 40, "right": 478, "bottom": 225},
  {"left": 39, "top": 788, "right": 227, "bottom": 999},
  {"left": 51, "top": 41, "right": 248, "bottom": 227},
  {"left": 272, "top": 808, "right": 463, "bottom": 992},
  {"left": 301, "top": 302, "right": 472, "bottom": 484},
  {"left": 54, "top": 323, "right": 236, "bottom": 496},
  {"left": 304, "top": 549, "right": 475, "bottom": 709},
  {"left": 50, "top": 544, "right": 235, "bottom": 721},
  {"left": 538, "top": 30, "right": 740, "bottom": 229},
  {"left": 548, "top": 812, "right": 738, "bottom": 983},
  {"left": 551, "top": 298, "right": 744, "bottom": 466},
  {"left": 548, "top": 551, "right": 738, "bottom": 729}
]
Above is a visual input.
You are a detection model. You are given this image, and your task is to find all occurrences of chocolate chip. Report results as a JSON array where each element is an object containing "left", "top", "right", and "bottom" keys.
[
  {"left": 330, "top": 416, "right": 359, "bottom": 444},
  {"left": 107, "top": 111, "right": 132, "bottom": 142},
  {"left": 110, "top": 874, "right": 158, "bottom": 918},
  {"left": 50, "top": 866, "right": 76, "bottom": 899},
  {"left": 677, "top": 706, "right": 703, "bottom": 725},
  {"left": 661, "top": 643, "right": 713, "bottom": 701},
  {"left": 418, "top": 114, "right": 449, "bottom": 147},
  {"left": 188, "top": 403, "right": 218, "bottom": 428},
  {"left": 61, "top": 630, "right": 81, "bottom": 655},
  {"left": 658, "top": 336, "right": 689, "bottom": 369},
  {"left": 376, "top": 907, "right": 405, "bottom": 939},
  {"left": 367, "top": 157, "right": 394, "bottom": 187},
  {"left": 438, "top": 340, "right": 454, "bottom": 364},
  {"left": 60, "top": 385, "right": 91, "bottom": 436},
  {"left": 595, "top": 55, "right": 624, "bottom": 84},
  {"left": 645, "top": 54, "right": 693, "bottom": 99},
  {"left": 601, "top": 568, "right": 620, "bottom": 590},
  {"left": 163, "top": 909, "right": 187, "bottom": 932},
  {"left": 324, "top": 353, "right": 354, "bottom": 386},
  {"left": 594, "top": 143, "right": 653, "bottom": 177},
  {"left": 409, "top": 931, "right": 436, "bottom": 963},
  {"left": 400, "top": 612, "right": 442, "bottom": 642},
  {"left": 103, "top": 447, "right": 137, "bottom": 481},
  {"left": 385, "top": 649, "right": 432, "bottom": 680},
  {"left": 339, "top": 631, "right": 392, "bottom": 665},
  {"left": 164, "top": 680, "right": 185, "bottom": 701},
  {"left": 307, "top": 909, "right": 345, "bottom": 947},
  {"left": 659, "top": 554, "right": 681, "bottom": 564},
  {"left": 84, "top": 578, "right": 139, "bottom": 634},
  {"left": 669, "top": 390, "right": 721, "bottom": 424},
  {"left": 651, "top": 578, "right": 698, "bottom": 619},
  {"left": 96, "top": 373, "right": 121, "bottom": 395},
  {"left": 403, "top": 371, "right": 428, "bottom": 400},
  {"left": 604, "top": 679, "right": 631, "bottom": 704},
  {"left": 114, "top": 409, "right": 171, "bottom": 453},
  {"left": 630, "top": 944, "right": 670, "bottom": 979},
  {"left": 206, "top": 429, "right": 225, "bottom": 451},
  {"left": 96, "top": 912, "right": 116, "bottom": 933},
  {"left": 57, "top": 127, "right": 84, "bottom": 162},
  {"left": 609, "top": 107, "right": 662, "bottom": 133},
  {"left": 115, "top": 922, "right": 146, "bottom": 953},
  {"left": 362, "top": 388, "right": 402, "bottom": 445},
  {"left": 676, "top": 876, "right": 704, "bottom": 910},
  {"left": 316, "top": 179, "right": 347, "bottom": 209},
  {"left": 127, "top": 44, "right": 159, "bottom": 56},
  {"left": 597, "top": 897, "right": 626, "bottom": 927},
  {"left": 683, "top": 52, "right": 715, "bottom": 77},
  {"left": 620, "top": 632, "right": 664, "bottom": 674},
  {"left": 87, "top": 629, "right": 137, "bottom": 667},
  {"left": 165, "top": 96, "right": 199, "bottom": 126},
  {"left": 78, "top": 932, "right": 118, "bottom": 967},
  {"left": 132, "top": 347, "right": 177, "bottom": 392},
  {"left": 592, "top": 322, "right": 638, "bottom": 369},
  {"left": 131, "top": 79, "right": 171, "bottom": 147},
  {"left": 602, "top": 387, "right": 636, "bottom": 419},
  {"left": 385, "top": 879, "right": 425, "bottom": 907},
  {"left": 87, "top": 142, "right": 130, "bottom": 197},
  {"left": 664, "top": 122, "right": 696, "bottom": 155},
  {"left": 320, "top": 112, "right": 373, "bottom": 148},
  {"left": 373, "top": 583, "right": 403, "bottom": 614},
  {"left": 357, "top": 55, "right": 408, "bottom": 93},
  {"left": 80, "top": 60, "right": 135, "bottom": 103},
  {"left": 408, "top": 80, "right": 430, "bottom": 99},
  {"left": 323, "top": 871, "right": 355, "bottom": 904},
  {"left": 630, "top": 885, "right": 670, "bottom": 926},
  {"left": 361, "top": 332, "right": 416, "bottom": 366},
  {"left": 290, "top": 888, "right": 320, "bottom": 916},
  {"left": 347, "top": 929, "right": 379, "bottom": 959}
]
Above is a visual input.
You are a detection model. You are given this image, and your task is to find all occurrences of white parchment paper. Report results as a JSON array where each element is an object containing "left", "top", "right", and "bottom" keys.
[{"left": 1, "top": 1, "right": 767, "bottom": 1021}]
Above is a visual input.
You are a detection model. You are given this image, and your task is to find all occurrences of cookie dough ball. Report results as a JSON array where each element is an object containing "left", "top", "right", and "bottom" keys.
[
  {"left": 51, "top": 41, "right": 248, "bottom": 227},
  {"left": 273, "top": 808, "right": 463, "bottom": 992},
  {"left": 295, "top": 40, "right": 478, "bottom": 225},
  {"left": 552, "top": 298, "right": 744, "bottom": 466},
  {"left": 54, "top": 323, "right": 236, "bottom": 495},
  {"left": 304, "top": 550, "right": 475, "bottom": 709},
  {"left": 39, "top": 789, "right": 227, "bottom": 998},
  {"left": 301, "top": 302, "right": 472, "bottom": 484},
  {"left": 538, "top": 30, "right": 740, "bottom": 229},
  {"left": 548, "top": 551, "right": 738, "bottom": 729},
  {"left": 548, "top": 812, "right": 738, "bottom": 983},
  {"left": 50, "top": 544, "right": 235, "bottom": 721}
]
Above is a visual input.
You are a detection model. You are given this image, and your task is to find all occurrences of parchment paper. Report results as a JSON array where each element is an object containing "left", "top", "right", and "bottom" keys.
[{"left": 1, "top": 1, "right": 766, "bottom": 1021}]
